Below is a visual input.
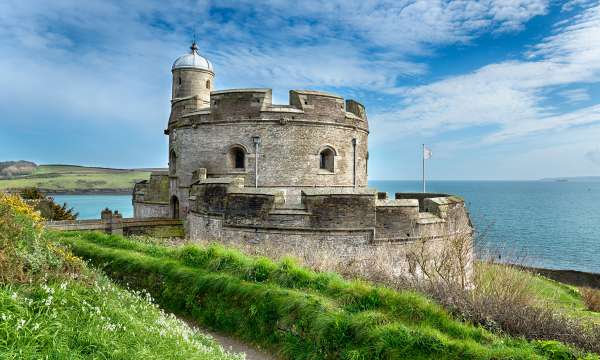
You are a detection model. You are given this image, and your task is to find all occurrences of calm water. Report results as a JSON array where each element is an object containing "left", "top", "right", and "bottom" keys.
[
  {"left": 52, "top": 195, "right": 133, "bottom": 219},
  {"left": 53, "top": 181, "right": 600, "bottom": 273},
  {"left": 372, "top": 180, "right": 600, "bottom": 274}
]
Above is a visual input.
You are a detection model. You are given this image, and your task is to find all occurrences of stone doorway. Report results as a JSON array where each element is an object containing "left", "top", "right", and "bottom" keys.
[{"left": 170, "top": 196, "right": 179, "bottom": 219}]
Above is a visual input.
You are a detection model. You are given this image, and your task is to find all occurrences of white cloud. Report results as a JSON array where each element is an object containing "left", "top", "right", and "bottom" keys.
[
  {"left": 372, "top": 3, "right": 600, "bottom": 145},
  {"left": 0, "top": 0, "right": 551, "bottom": 127},
  {"left": 559, "top": 88, "right": 591, "bottom": 103},
  {"left": 561, "top": 0, "right": 597, "bottom": 12}
]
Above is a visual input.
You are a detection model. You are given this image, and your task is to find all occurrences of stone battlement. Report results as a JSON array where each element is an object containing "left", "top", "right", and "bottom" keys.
[
  {"left": 169, "top": 88, "right": 368, "bottom": 134},
  {"left": 133, "top": 170, "right": 469, "bottom": 244}
]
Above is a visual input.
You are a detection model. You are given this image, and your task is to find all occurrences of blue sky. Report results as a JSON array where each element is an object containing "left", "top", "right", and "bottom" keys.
[{"left": 1, "top": 0, "right": 599, "bottom": 180}]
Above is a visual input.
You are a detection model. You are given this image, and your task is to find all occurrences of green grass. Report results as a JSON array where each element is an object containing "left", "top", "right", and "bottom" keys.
[
  {"left": 479, "top": 263, "right": 600, "bottom": 325},
  {"left": 0, "top": 193, "right": 240, "bottom": 359},
  {"left": 0, "top": 164, "right": 150, "bottom": 191},
  {"left": 56, "top": 231, "right": 598, "bottom": 360},
  {"left": 0, "top": 275, "right": 242, "bottom": 359}
]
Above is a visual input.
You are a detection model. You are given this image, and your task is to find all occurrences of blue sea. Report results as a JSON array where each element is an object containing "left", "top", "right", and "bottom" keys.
[
  {"left": 52, "top": 195, "right": 134, "bottom": 220},
  {"left": 54, "top": 181, "right": 600, "bottom": 273}
]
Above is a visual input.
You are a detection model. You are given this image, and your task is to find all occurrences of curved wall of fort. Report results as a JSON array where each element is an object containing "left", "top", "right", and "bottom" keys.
[
  {"left": 168, "top": 89, "right": 369, "bottom": 210},
  {"left": 132, "top": 43, "right": 473, "bottom": 280}
]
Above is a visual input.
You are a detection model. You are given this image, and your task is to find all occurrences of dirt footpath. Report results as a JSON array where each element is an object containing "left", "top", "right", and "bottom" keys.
[
  {"left": 179, "top": 315, "right": 276, "bottom": 360},
  {"left": 203, "top": 328, "right": 277, "bottom": 360}
]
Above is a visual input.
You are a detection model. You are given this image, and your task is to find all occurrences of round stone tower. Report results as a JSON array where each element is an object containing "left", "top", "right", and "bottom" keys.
[
  {"left": 166, "top": 42, "right": 370, "bottom": 218},
  {"left": 169, "top": 42, "right": 214, "bottom": 123}
]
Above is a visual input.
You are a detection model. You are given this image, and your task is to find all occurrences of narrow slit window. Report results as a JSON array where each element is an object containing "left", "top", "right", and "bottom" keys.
[{"left": 169, "top": 150, "right": 177, "bottom": 174}]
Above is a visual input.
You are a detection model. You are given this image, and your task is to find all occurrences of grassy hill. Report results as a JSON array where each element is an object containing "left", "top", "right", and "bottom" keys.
[
  {"left": 509, "top": 266, "right": 600, "bottom": 325},
  {"left": 55, "top": 231, "right": 599, "bottom": 359},
  {"left": 0, "top": 164, "right": 154, "bottom": 193},
  {"left": 0, "top": 160, "right": 37, "bottom": 177},
  {"left": 0, "top": 193, "right": 242, "bottom": 359}
]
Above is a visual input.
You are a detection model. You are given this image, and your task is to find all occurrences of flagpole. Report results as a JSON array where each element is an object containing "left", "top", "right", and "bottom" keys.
[{"left": 422, "top": 143, "right": 425, "bottom": 193}]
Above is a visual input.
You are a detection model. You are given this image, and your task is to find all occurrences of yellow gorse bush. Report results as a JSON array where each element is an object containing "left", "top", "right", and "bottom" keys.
[
  {"left": 0, "top": 192, "right": 83, "bottom": 282},
  {"left": 47, "top": 241, "right": 85, "bottom": 269},
  {"left": 0, "top": 192, "right": 43, "bottom": 224}
]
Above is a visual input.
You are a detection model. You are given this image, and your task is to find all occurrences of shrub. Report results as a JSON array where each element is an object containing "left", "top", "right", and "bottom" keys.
[
  {"left": 423, "top": 263, "right": 600, "bottom": 354},
  {"left": 580, "top": 287, "right": 600, "bottom": 312},
  {"left": 19, "top": 187, "right": 46, "bottom": 200},
  {"left": 0, "top": 192, "right": 82, "bottom": 283},
  {"left": 19, "top": 187, "right": 78, "bottom": 220}
]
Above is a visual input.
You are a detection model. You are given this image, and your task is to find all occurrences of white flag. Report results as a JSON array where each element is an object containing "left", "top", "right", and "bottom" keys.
[{"left": 424, "top": 147, "right": 432, "bottom": 160}]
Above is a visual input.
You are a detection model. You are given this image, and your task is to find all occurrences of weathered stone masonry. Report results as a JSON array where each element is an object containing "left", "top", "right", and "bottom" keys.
[{"left": 133, "top": 42, "right": 473, "bottom": 273}]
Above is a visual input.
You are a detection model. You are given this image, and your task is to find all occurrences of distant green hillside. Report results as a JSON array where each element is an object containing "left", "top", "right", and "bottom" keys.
[
  {"left": 0, "top": 160, "right": 37, "bottom": 177},
  {"left": 0, "top": 164, "right": 154, "bottom": 193}
]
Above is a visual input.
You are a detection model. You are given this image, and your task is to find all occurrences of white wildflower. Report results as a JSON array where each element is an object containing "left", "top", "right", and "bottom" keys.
[{"left": 16, "top": 319, "right": 26, "bottom": 330}]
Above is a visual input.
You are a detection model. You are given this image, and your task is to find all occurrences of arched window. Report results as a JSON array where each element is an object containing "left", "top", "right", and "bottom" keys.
[
  {"left": 319, "top": 148, "right": 334, "bottom": 172},
  {"left": 169, "top": 150, "right": 177, "bottom": 175},
  {"left": 229, "top": 147, "right": 245, "bottom": 169},
  {"left": 206, "top": 79, "right": 211, "bottom": 89},
  {"left": 178, "top": 77, "right": 182, "bottom": 85}
]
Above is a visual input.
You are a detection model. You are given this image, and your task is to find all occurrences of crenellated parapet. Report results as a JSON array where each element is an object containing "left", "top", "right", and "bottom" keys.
[
  {"left": 170, "top": 169, "right": 471, "bottom": 245},
  {"left": 167, "top": 88, "right": 368, "bottom": 134}
]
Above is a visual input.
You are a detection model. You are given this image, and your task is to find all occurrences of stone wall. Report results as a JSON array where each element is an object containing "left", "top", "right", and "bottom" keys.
[
  {"left": 375, "top": 199, "right": 420, "bottom": 240},
  {"left": 184, "top": 176, "right": 471, "bottom": 243},
  {"left": 133, "top": 202, "right": 170, "bottom": 218},
  {"left": 185, "top": 212, "right": 468, "bottom": 278},
  {"left": 132, "top": 171, "right": 170, "bottom": 218},
  {"left": 302, "top": 188, "right": 376, "bottom": 229},
  {"left": 187, "top": 213, "right": 374, "bottom": 258},
  {"left": 169, "top": 118, "right": 368, "bottom": 188},
  {"left": 166, "top": 88, "right": 369, "bottom": 210},
  {"left": 45, "top": 216, "right": 183, "bottom": 238}
]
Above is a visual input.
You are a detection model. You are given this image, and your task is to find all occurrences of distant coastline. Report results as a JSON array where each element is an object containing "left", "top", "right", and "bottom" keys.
[
  {"left": 4, "top": 188, "right": 132, "bottom": 195},
  {"left": 540, "top": 176, "right": 600, "bottom": 182},
  {"left": 0, "top": 162, "right": 166, "bottom": 194},
  {"left": 44, "top": 188, "right": 133, "bottom": 195}
]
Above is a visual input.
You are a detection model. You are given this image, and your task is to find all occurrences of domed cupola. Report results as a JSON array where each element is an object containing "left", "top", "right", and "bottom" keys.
[
  {"left": 172, "top": 41, "right": 213, "bottom": 72},
  {"left": 170, "top": 41, "right": 214, "bottom": 106}
]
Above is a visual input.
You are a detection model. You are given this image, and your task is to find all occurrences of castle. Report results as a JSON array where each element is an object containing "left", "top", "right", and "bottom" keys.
[{"left": 133, "top": 42, "right": 472, "bottom": 274}]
